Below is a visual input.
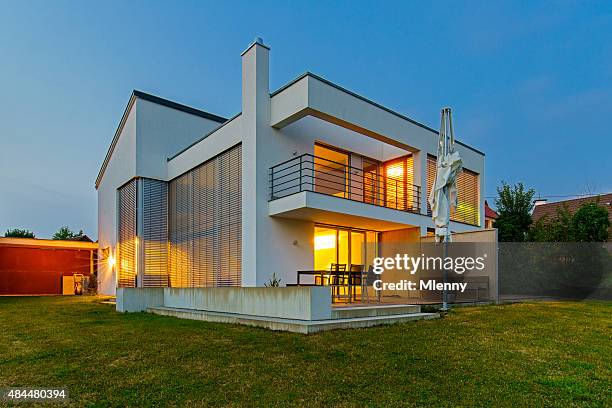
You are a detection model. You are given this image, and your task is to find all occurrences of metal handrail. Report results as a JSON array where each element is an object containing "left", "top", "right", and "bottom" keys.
[{"left": 270, "top": 153, "right": 421, "bottom": 214}]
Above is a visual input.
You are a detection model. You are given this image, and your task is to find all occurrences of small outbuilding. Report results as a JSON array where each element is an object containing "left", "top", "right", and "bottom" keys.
[{"left": 0, "top": 237, "right": 98, "bottom": 295}]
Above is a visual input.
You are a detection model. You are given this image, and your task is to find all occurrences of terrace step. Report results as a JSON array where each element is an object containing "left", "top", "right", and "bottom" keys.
[
  {"left": 147, "top": 306, "right": 438, "bottom": 334},
  {"left": 331, "top": 304, "right": 421, "bottom": 319}
]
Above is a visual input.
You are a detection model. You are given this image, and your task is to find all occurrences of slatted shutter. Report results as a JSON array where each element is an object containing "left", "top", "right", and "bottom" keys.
[
  {"left": 142, "top": 178, "right": 169, "bottom": 287},
  {"left": 217, "top": 145, "right": 242, "bottom": 286},
  {"left": 453, "top": 169, "right": 479, "bottom": 225},
  {"left": 169, "top": 172, "right": 193, "bottom": 287},
  {"left": 405, "top": 155, "right": 415, "bottom": 209},
  {"left": 427, "top": 154, "right": 480, "bottom": 226},
  {"left": 383, "top": 155, "right": 415, "bottom": 211},
  {"left": 426, "top": 155, "right": 437, "bottom": 216},
  {"left": 168, "top": 144, "right": 242, "bottom": 287},
  {"left": 117, "top": 180, "right": 137, "bottom": 287}
]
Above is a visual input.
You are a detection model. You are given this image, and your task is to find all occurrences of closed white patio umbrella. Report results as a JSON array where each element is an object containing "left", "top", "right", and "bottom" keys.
[{"left": 428, "top": 107, "right": 462, "bottom": 309}]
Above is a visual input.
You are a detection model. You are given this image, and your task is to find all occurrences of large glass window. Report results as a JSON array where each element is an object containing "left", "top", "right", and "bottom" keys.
[
  {"left": 314, "top": 225, "right": 378, "bottom": 271},
  {"left": 384, "top": 155, "right": 414, "bottom": 211},
  {"left": 313, "top": 226, "right": 337, "bottom": 271},
  {"left": 314, "top": 144, "right": 350, "bottom": 198},
  {"left": 363, "top": 157, "right": 382, "bottom": 206}
]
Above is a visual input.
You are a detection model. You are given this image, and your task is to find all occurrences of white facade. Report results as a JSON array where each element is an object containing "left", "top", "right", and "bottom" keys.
[{"left": 96, "top": 40, "right": 486, "bottom": 295}]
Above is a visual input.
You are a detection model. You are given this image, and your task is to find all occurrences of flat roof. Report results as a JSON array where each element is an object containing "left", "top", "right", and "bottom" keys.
[
  {"left": 0, "top": 237, "right": 98, "bottom": 250},
  {"left": 95, "top": 90, "right": 227, "bottom": 189},
  {"left": 271, "top": 72, "right": 485, "bottom": 156}
]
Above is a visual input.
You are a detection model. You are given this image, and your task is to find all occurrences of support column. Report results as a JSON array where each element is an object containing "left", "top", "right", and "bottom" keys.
[{"left": 414, "top": 150, "right": 429, "bottom": 216}]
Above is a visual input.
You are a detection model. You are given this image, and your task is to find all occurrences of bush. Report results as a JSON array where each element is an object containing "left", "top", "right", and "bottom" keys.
[{"left": 529, "top": 201, "right": 609, "bottom": 242}]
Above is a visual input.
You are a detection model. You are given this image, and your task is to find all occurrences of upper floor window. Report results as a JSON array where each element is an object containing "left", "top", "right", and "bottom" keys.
[
  {"left": 314, "top": 144, "right": 350, "bottom": 198},
  {"left": 427, "top": 155, "right": 480, "bottom": 226}
]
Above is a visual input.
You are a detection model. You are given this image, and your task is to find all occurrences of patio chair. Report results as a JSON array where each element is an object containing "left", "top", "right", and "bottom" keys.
[
  {"left": 328, "top": 263, "right": 347, "bottom": 303},
  {"left": 315, "top": 263, "right": 346, "bottom": 285},
  {"left": 347, "top": 264, "right": 365, "bottom": 302}
]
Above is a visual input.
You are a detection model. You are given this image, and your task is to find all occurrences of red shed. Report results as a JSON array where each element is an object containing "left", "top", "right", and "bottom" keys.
[{"left": 0, "top": 237, "right": 98, "bottom": 295}]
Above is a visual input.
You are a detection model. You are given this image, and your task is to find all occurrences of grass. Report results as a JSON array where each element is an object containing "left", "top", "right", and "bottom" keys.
[{"left": 0, "top": 297, "right": 610, "bottom": 407}]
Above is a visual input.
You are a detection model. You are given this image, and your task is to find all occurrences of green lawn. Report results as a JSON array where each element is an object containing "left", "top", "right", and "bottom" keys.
[{"left": 0, "top": 297, "right": 610, "bottom": 407}]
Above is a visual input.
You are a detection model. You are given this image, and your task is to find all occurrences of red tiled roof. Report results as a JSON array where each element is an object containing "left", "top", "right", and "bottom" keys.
[
  {"left": 532, "top": 193, "right": 612, "bottom": 222},
  {"left": 484, "top": 200, "right": 498, "bottom": 219}
]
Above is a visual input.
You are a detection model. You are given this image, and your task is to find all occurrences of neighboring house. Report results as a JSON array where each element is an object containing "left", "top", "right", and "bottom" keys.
[
  {"left": 532, "top": 193, "right": 612, "bottom": 240},
  {"left": 484, "top": 200, "right": 498, "bottom": 229},
  {"left": 96, "top": 39, "right": 486, "bottom": 297},
  {"left": 67, "top": 234, "right": 94, "bottom": 242},
  {"left": 0, "top": 237, "right": 97, "bottom": 295}
]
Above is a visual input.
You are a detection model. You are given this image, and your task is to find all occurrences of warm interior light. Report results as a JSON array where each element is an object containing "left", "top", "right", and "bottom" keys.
[
  {"left": 386, "top": 165, "right": 404, "bottom": 179},
  {"left": 314, "top": 233, "right": 336, "bottom": 250},
  {"left": 108, "top": 255, "right": 116, "bottom": 268}
]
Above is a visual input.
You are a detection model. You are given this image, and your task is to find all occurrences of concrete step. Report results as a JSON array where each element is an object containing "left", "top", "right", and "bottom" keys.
[
  {"left": 331, "top": 304, "right": 421, "bottom": 319},
  {"left": 147, "top": 306, "right": 438, "bottom": 334}
]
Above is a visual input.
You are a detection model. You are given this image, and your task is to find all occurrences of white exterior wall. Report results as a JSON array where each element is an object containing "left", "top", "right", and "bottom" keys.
[
  {"left": 136, "top": 99, "right": 223, "bottom": 180},
  {"left": 97, "top": 105, "right": 137, "bottom": 295},
  {"left": 242, "top": 43, "right": 315, "bottom": 287},
  {"left": 97, "top": 98, "right": 226, "bottom": 295}
]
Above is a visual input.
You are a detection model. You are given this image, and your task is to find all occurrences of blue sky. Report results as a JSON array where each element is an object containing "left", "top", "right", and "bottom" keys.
[{"left": 1, "top": 1, "right": 610, "bottom": 239}]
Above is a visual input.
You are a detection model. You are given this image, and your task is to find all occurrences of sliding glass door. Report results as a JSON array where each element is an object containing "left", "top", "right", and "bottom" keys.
[
  {"left": 314, "top": 225, "right": 378, "bottom": 271},
  {"left": 314, "top": 144, "right": 350, "bottom": 198}
]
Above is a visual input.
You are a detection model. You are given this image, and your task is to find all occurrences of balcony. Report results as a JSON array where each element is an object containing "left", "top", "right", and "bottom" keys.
[{"left": 270, "top": 153, "right": 421, "bottom": 214}]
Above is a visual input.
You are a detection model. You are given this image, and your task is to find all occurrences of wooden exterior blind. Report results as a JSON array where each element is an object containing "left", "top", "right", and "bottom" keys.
[
  {"left": 142, "top": 178, "right": 169, "bottom": 287},
  {"left": 117, "top": 179, "right": 137, "bottom": 288},
  {"left": 168, "top": 144, "right": 242, "bottom": 287},
  {"left": 427, "top": 154, "right": 480, "bottom": 226},
  {"left": 384, "top": 155, "right": 415, "bottom": 211},
  {"left": 454, "top": 168, "right": 480, "bottom": 225},
  {"left": 426, "top": 155, "right": 436, "bottom": 216}
]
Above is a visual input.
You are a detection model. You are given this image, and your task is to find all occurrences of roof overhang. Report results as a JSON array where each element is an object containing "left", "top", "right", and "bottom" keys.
[{"left": 270, "top": 73, "right": 485, "bottom": 157}]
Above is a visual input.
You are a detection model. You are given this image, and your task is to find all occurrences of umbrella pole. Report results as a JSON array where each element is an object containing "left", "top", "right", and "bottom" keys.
[{"left": 442, "top": 229, "right": 449, "bottom": 311}]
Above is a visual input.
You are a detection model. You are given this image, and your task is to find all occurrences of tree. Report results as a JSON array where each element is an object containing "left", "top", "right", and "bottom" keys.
[
  {"left": 571, "top": 202, "right": 609, "bottom": 242},
  {"left": 528, "top": 201, "right": 609, "bottom": 242},
  {"left": 52, "top": 226, "right": 84, "bottom": 240},
  {"left": 4, "top": 228, "right": 35, "bottom": 238},
  {"left": 528, "top": 205, "right": 574, "bottom": 242},
  {"left": 493, "top": 182, "right": 535, "bottom": 242}
]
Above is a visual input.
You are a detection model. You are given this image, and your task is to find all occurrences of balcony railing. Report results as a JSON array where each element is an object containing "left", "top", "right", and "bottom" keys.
[{"left": 270, "top": 154, "right": 421, "bottom": 214}]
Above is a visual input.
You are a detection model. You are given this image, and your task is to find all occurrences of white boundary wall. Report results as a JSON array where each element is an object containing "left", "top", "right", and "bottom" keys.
[{"left": 116, "top": 286, "right": 333, "bottom": 321}]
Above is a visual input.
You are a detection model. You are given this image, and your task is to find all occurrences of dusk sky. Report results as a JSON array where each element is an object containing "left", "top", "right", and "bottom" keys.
[{"left": 1, "top": 1, "right": 611, "bottom": 239}]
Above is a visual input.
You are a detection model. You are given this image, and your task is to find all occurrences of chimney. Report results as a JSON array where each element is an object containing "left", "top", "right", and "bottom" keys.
[
  {"left": 533, "top": 198, "right": 548, "bottom": 207},
  {"left": 241, "top": 37, "right": 270, "bottom": 121}
]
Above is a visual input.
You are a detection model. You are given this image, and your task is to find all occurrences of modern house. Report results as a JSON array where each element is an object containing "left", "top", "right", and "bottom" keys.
[{"left": 96, "top": 39, "right": 489, "bottom": 331}]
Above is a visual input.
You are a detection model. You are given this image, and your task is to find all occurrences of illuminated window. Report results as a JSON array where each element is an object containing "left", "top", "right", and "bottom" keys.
[
  {"left": 427, "top": 155, "right": 480, "bottom": 225},
  {"left": 384, "top": 156, "right": 414, "bottom": 211},
  {"left": 314, "top": 225, "right": 378, "bottom": 271},
  {"left": 363, "top": 158, "right": 382, "bottom": 206},
  {"left": 314, "top": 144, "right": 350, "bottom": 198},
  {"left": 314, "top": 227, "right": 337, "bottom": 271}
]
